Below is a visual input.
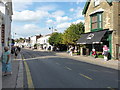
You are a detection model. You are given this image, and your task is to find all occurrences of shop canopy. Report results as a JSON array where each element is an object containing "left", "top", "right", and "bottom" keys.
[{"left": 77, "top": 30, "right": 108, "bottom": 44}]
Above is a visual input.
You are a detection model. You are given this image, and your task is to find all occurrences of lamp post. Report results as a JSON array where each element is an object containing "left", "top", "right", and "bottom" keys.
[
  {"left": 49, "top": 27, "right": 54, "bottom": 33},
  {"left": 12, "top": 32, "right": 16, "bottom": 39},
  {"left": 49, "top": 27, "right": 58, "bottom": 33}
]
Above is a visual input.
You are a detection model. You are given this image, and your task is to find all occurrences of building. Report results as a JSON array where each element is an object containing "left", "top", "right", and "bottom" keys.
[
  {"left": 0, "top": 0, "right": 13, "bottom": 57},
  {"left": 23, "top": 37, "right": 31, "bottom": 48},
  {"left": 37, "top": 34, "right": 53, "bottom": 51},
  {"left": 77, "top": 0, "right": 120, "bottom": 59},
  {"left": 30, "top": 35, "right": 42, "bottom": 48}
]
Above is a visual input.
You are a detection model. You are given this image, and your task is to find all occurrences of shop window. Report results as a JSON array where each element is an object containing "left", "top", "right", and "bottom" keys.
[{"left": 90, "top": 13, "right": 103, "bottom": 32}]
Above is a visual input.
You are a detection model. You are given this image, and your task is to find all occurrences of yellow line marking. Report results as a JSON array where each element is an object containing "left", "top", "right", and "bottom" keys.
[
  {"left": 65, "top": 66, "right": 72, "bottom": 70},
  {"left": 23, "top": 56, "right": 59, "bottom": 61},
  {"left": 24, "top": 61, "right": 34, "bottom": 89},
  {"left": 107, "top": 87, "right": 116, "bottom": 90},
  {"left": 14, "top": 59, "right": 23, "bottom": 60},
  {"left": 79, "top": 73, "right": 93, "bottom": 80}
]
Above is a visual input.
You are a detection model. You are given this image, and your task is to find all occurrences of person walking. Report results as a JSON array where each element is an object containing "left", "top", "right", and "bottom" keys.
[
  {"left": 69, "top": 47, "right": 73, "bottom": 56},
  {"left": 14, "top": 46, "right": 18, "bottom": 59},
  {"left": 102, "top": 45, "right": 109, "bottom": 61},
  {"left": 2, "top": 46, "right": 12, "bottom": 76},
  {"left": 17, "top": 46, "right": 21, "bottom": 52}
]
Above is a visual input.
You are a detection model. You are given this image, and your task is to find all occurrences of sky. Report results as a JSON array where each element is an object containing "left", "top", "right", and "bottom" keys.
[{"left": 11, "top": 0, "right": 86, "bottom": 39}]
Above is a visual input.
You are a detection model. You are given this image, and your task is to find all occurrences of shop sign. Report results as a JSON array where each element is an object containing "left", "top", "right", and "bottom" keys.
[
  {"left": 87, "top": 33, "right": 94, "bottom": 39},
  {"left": 1, "top": 24, "right": 5, "bottom": 43}
]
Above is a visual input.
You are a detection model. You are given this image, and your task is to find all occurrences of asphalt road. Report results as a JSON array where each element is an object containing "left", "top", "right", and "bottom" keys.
[{"left": 21, "top": 49, "right": 119, "bottom": 89}]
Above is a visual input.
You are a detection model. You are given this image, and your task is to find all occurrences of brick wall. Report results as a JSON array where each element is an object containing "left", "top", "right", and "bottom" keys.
[{"left": 84, "top": 0, "right": 120, "bottom": 59}]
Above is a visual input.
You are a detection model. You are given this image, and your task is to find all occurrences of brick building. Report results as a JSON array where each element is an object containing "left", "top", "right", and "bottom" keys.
[{"left": 77, "top": 0, "right": 120, "bottom": 59}]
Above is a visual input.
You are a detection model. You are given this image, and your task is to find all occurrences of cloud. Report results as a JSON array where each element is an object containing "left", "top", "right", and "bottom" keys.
[
  {"left": 56, "top": 22, "right": 71, "bottom": 29},
  {"left": 13, "top": 0, "right": 33, "bottom": 11},
  {"left": 72, "top": 19, "right": 84, "bottom": 24},
  {"left": 13, "top": 10, "right": 49, "bottom": 22},
  {"left": 56, "top": 19, "right": 84, "bottom": 30},
  {"left": 12, "top": 24, "right": 50, "bottom": 38},
  {"left": 23, "top": 24, "right": 40, "bottom": 30},
  {"left": 76, "top": 7, "right": 83, "bottom": 18},
  {"left": 56, "top": 16, "right": 71, "bottom": 23},
  {"left": 12, "top": 2, "right": 85, "bottom": 38},
  {"left": 46, "top": 19, "right": 53, "bottom": 23},
  {"left": 12, "top": 0, "right": 86, "bottom": 2},
  {"left": 51, "top": 10, "right": 65, "bottom": 18},
  {"left": 69, "top": 8, "right": 74, "bottom": 12},
  {"left": 69, "top": 7, "right": 84, "bottom": 20},
  {"left": 46, "top": 19, "right": 54, "bottom": 24},
  {"left": 74, "top": 7, "right": 83, "bottom": 19},
  {"left": 36, "top": 5, "right": 57, "bottom": 11}
]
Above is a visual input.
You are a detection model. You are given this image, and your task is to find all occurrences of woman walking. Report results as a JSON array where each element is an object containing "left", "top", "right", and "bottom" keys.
[
  {"left": 2, "top": 46, "right": 12, "bottom": 76},
  {"left": 102, "top": 45, "right": 109, "bottom": 61}
]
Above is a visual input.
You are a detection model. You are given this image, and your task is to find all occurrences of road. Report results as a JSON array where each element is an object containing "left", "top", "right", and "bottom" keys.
[{"left": 21, "top": 49, "right": 119, "bottom": 89}]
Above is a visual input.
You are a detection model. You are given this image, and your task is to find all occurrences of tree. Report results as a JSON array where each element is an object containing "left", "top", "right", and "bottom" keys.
[
  {"left": 48, "top": 32, "right": 63, "bottom": 46},
  {"left": 63, "top": 22, "right": 84, "bottom": 45}
]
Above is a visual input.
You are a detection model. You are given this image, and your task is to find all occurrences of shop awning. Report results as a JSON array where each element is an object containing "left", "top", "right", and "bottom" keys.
[{"left": 77, "top": 30, "right": 108, "bottom": 44}]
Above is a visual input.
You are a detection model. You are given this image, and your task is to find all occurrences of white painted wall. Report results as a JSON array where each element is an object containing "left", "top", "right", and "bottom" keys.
[
  {"left": 37, "top": 35, "right": 52, "bottom": 50},
  {"left": 0, "top": 2, "right": 5, "bottom": 14},
  {"left": 0, "top": 2, "right": 5, "bottom": 57},
  {"left": 0, "top": 26, "right": 2, "bottom": 57},
  {"left": 0, "top": 1, "right": 13, "bottom": 57},
  {"left": 4, "top": 6, "right": 11, "bottom": 47},
  {"left": 30, "top": 36, "right": 37, "bottom": 47}
]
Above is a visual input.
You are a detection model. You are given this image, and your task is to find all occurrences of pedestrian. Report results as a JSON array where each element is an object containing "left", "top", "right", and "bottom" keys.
[
  {"left": 14, "top": 46, "right": 18, "bottom": 59},
  {"left": 11, "top": 45, "right": 15, "bottom": 54},
  {"left": 102, "top": 45, "right": 109, "bottom": 61},
  {"left": 17, "top": 46, "right": 21, "bottom": 52},
  {"left": 69, "top": 47, "right": 73, "bottom": 56},
  {"left": 2, "top": 46, "right": 12, "bottom": 76}
]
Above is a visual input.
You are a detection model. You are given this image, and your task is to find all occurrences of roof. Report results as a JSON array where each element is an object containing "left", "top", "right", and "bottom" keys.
[
  {"left": 82, "top": 0, "right": 90, "bottom": 15},
  {"left": 82, "top": 0, "right": 112, "bottom": 15},
  {"left": 45, "top": 33, "right": 52, "bottom": 36}
]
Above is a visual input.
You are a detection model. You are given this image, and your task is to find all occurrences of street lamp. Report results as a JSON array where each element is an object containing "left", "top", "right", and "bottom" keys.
[
  {"left": 49, "top": 27, "right": 57, "bottom": 33},
  {"left": 12, "top": 32, "right": 16, "bottom": 39},
  {"left": 49, "top": 27, "right": 54, "bottom": 33}
]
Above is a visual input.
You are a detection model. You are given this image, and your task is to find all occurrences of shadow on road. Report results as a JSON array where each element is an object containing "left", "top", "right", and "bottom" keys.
[{"left": 21, "top": 49, "right": 56, "bottom": 59}]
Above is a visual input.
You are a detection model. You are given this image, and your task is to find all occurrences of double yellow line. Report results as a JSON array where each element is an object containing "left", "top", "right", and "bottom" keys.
[{"left": 23, "top": 59, "right": 34, "bottom": 89}]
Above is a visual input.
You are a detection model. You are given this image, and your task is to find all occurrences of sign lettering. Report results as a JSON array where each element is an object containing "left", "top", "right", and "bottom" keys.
[{"left": 1, "top": 24, "right": 5, "bottom": 43}]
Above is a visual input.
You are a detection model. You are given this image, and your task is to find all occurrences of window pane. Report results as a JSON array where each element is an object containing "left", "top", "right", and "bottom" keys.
[
  {"left": 92, "top": 23, "right": 97, "bottom": 29},
  {"left": 99, "top": 14, "right": 102, "bottom": 21},
  {"left": 99, "top": 22, "right": 102, "bottom": 28},
  {"left": 92, "top": 16, "right": 97, "bottom": 23}
]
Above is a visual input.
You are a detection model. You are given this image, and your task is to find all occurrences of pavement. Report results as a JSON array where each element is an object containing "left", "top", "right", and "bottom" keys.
[
  {"left": 0, "top": 62, "right": 2, "bottom": 90},
  {"left": 2, "top": 52, "right": 23, "bottom": 89},
  {"left": 26, "top": 48, "right": 120, "bottom": 70},
  {"left": 55, "top": 52, "right": 120, "bottom": 70},
  {"left": 28, "top": 48, "right": 120, "bottom": 70}
]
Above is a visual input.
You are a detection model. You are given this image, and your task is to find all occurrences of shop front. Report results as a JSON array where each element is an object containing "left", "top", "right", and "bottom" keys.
[
  {"left": 77, "top": 30, "right": 112, "bottom": 59},
  {"left": 116, "top": 44, "right": 120, "bottom": 60}
]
